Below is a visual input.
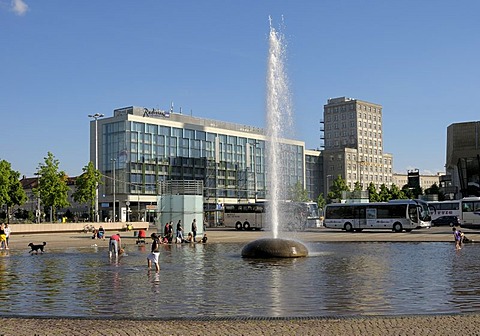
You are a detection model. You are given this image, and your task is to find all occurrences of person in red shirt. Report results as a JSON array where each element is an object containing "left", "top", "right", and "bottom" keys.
[{"left": 109, "top": 233, "right": 121, "bottom": 258}]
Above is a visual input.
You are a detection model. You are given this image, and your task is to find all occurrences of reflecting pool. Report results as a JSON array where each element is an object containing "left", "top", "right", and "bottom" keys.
[{"left": 0, "top": 242, "right": 478, "bottom": 319}]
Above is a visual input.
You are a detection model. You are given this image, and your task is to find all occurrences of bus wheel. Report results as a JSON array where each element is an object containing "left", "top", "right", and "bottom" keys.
[
  {"left": 344, "top": 222, "right": 353, "bottom": 232},
  {"left": 243, "top": 222, "right": 251, "bottom": 230},
  {"left": 235, "top": 222, "right": 243, "bottom": 230},
  {"left": 393, "top": 223, "right": 403, "bottom": 232}
]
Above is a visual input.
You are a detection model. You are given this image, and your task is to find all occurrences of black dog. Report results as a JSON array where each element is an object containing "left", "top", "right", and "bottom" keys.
[{"left": 28, "top": 242, "right": 46, "bottom": 254}]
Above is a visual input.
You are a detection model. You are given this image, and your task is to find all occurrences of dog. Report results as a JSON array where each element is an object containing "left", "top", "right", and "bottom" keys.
[{"left": 28, "top": 242, "right": 46, "bottom": 254}]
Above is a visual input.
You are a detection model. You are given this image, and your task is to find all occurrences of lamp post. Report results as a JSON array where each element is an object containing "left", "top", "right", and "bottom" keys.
[
  {"left": 34, "top": 171, "right": 41, "bottom": 223},
  {"left": 88, "top": 113, "right": 104, "bottom": 222},
  {"left": 111, "top": 158, "right": 116, "bottom": 222},
  {"left": 326, "top": 175, "right": 332, "bottom": 199}
]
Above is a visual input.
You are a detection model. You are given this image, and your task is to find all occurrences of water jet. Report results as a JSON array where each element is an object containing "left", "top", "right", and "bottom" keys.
[{"left": 241, "top": 17, "right": 308, "bottom": 258}]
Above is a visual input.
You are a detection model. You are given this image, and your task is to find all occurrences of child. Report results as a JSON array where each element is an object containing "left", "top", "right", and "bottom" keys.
[{"left": 147, "top": 233, "right": 160, "bottom": 272}]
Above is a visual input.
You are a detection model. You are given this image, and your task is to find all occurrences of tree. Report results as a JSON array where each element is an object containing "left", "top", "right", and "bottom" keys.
[
  {"left": 290, "top": 181, "right": 310, "bottom": 202},
  {"left": 72, "top": 161, "right": 102, "bottom": 220},
  {"left": 425, "top": 183, "right": 445, "bottom": 201},
  {"left": 401, "top": 184, "right": 423, "bottom": 199},
  {"left": 327, "top": 175, "right": 350, "bottom": 202},
  {"left": 35, "top": 152, "right": 70, "bottom": 222},
  {"left": 368, "top": 182, "right": 380, "bottom": 202},
  {"left": 389, "top": 184, "right": 407, "bottom": 200},
  {"left": 0, "top": 160, "right": 27, "bottom": 223},
  {"left": 378, "top": 184, "right": 390, "bottom": 202},
  {"left": 317, "top": 193, "right": 326, "bottom": 211},
  {"left": 353, "top": 181, "right": 362, "bottom": 191}
]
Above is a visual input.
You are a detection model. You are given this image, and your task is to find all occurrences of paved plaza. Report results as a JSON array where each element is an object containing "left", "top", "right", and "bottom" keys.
[{"left": 2, "top": 226, "right": 480, "bottom": 335}]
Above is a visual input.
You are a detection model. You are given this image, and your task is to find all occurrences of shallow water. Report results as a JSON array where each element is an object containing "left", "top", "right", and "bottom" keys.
[{"left": 0, "top": 241, "right": 477, "bottom": 319}]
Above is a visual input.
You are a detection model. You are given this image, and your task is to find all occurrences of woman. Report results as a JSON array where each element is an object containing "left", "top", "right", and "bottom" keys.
[{"left": 0, "top": 224, "right": 8, "bottom": 250}]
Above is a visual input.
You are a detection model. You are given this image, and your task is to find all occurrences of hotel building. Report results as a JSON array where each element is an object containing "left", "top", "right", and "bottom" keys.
[{"left": 90, "top": 106, "right": 318, "bottom": 222}]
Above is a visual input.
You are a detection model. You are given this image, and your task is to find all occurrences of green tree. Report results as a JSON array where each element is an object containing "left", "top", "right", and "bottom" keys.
[
  {"left": 35, "top": 152, "right": 70, "bottom": 222},
  {"left": 401, "top": 184, "right": 423, "bottom": 199},
  {"left": 425, "top": 183, "right": 445, "bottom": 201},
  {"left": 317, "top": 193, "right": 326, "bottom": 211},
  {"left": 353, "top": 181, "right": 362, "bottom": 191},
  {"left": 290, "top": 181, "right": 310, "bottom": 202},
  {"left": 0, "top": 160, "right": 27, "bottom": 223},
  {"left": 368, "top": 182, "right": 380, "bottom": 202},
  {"left": 389, "top": 184, "right": 407, "bottom": 200},
  {"left": 72, "top": 161, "right": 102, "bottom": 220},
  {"left": 327, "top": 175, "right": 350, "bottom": 202},
  {"left": 378, "top": 184, "right": 390, "bottom": 202}
]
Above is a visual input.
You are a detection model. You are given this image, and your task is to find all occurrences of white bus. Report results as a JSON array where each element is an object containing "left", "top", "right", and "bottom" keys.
[
  {"left": 427, "top": 200, "right": 461, "bottom": 226},
  {"left": 427, "top": 197, "right": 480, "bottom": 228},
  {"left": 304, "top": 202, "right": 322, "bottom": 228},
  {"left": 224, "top": 203, "right": 265, "bottom": 230},
  {"left": 323, "top": 199, "right": 431, "bottom": 232},
  {"left": 459, "top": 197, "right": 480, "bottom": 229},
  {"left": 223, "top": 201, "right": 321, "bottom": 231}
]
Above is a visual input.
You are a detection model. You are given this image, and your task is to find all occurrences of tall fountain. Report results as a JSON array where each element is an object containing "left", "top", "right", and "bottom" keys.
[{"left": 241, "top": 18, "right": 308, "bottom": 258}]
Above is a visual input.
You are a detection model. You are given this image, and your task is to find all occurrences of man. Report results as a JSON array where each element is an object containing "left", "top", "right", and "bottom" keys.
[
  {"left": 176, "top": 220, "right": 183, "bottom": 242},
  {"left": 191, "top": 219, "right": 197, "bottom": 242},
  {"left": 109, "top": 233, "right": 121, "bottom": 258},
  {"left": 147, "top": 233, "right": 160, "bottom": 272}
]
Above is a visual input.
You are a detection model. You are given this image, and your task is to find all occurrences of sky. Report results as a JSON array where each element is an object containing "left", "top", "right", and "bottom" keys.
[{"left": 2, "top": 1, "right": 480, "bottom": 178}]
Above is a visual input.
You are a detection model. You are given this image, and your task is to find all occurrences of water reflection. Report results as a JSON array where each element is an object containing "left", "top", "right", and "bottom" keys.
[{"left": 1, "top": 242, "right": 480, "bottom": 318}]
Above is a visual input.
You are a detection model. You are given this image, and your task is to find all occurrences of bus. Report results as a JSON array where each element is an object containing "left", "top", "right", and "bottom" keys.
[
  {"left": 428, "top": 197, "right": 480, "bottom": 228},
  {"left": 459, "top": 197, "right": 480, "bottom": 229},
  {"left": 304, "top": 202, "right": 322, "bottom": 228},
  {"left": 323, "top": 199, "right": 431, "bottom": 232},
  {"left": 427, "top": 200, "right": 461, "bottom": 226},
  {"left": 223, "top": 201, "right": 321, "bottom": 231},
  {"left": 223, "top": 203, "right": 265, "bottom": 230}
]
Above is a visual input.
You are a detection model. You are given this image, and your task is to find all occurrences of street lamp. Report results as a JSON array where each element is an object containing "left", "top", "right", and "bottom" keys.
[
  {"left": 34, "top": 171, "right": 41, "bottom": 223},
  {"left": 326, "top": 175, "right": 332, "bottom": 195},
  {"left": 88, "top": 113, "right": 104, "bottom": 222},
  {"left": 111, "top": 158, "right": 116, "bottom": 222}
]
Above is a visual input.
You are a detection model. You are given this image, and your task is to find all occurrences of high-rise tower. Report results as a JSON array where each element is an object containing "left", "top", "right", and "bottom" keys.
[{"left": 322, "top": 97, "right": 393, "bottom": 191}]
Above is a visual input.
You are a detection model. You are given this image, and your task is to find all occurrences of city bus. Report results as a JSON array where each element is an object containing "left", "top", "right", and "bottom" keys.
[
  {"left": 428, "top": 197, "right": 480, "bottom": 228},
  {"left": 428, "top": 200, "right": 461, "bottom": 220},
  {"left": 427, "top": 200, "right": 461, "bottom": 226},
  {"left": 323, "top": 199, "right": 431, "bottom": 232},
  {"left": 223, "top": 201, "right": 321, "bottom": 231},
  {"left": 223, "top": 203, "right": 266, "bottom": 230},
  {"left": 459, "top": 197, "right": 480, "bottom": 229},
  {"left": 303, "top": 202, "right": 322, "bottom": 228}
]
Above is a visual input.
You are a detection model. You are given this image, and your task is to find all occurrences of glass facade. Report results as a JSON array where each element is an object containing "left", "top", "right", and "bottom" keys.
[{"left": 98, "top": 107, "right": 307, "bottom": 212}]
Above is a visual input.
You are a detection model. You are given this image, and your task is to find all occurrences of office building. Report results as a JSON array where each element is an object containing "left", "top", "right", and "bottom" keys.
[
  {"left": 90, "top": 106, "right": 314, "bottom": 223},
  {"left": 322, "top": 97, "right": 393, "bottom": 192}
]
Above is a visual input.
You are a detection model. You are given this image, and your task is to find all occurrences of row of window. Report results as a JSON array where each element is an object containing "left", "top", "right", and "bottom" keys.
[{"left": 325, "top": 104, "right": 382, "bottom": 115}]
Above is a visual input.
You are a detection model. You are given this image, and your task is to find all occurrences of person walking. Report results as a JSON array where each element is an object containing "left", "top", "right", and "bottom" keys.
[
  {"left": 453, "top": 227, "right": 461, "bottom": 250},
  {"left": 4, "top": 224, "right": 11, "bottom": 249},
  {"left": 147, "top": 233, "right": 160, "bottom": 272},
  {"left": 176, "top": 220, "right": 184, "bottom": 242},
  {"left": 0, "top": 224, "right": 7, "bottom": 250},
  {"left": 191, "top": 219, "right": 197, "bottom": 242}
]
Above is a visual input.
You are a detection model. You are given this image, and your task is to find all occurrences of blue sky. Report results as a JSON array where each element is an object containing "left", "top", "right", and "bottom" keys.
[{"left": 2, "top": 1, "right": 479, "bottom": 178}]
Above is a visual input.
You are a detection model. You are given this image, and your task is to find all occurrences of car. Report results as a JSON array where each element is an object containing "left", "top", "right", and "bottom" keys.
[{"left": 431, "top": 216, "right": 459, "bottom": 227}]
